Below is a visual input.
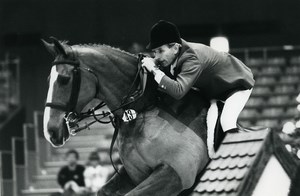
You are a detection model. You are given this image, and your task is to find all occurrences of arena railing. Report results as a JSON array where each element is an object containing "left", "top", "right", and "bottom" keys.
[{"left": 230, "top": 45, "right": 300, "bottom": 65}]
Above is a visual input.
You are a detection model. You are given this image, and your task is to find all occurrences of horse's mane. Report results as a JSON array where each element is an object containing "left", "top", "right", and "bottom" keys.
[{"left": 70, "top": 42, "right": 138, "bottom": 59}]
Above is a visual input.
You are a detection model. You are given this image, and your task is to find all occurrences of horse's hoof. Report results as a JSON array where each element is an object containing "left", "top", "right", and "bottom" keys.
[{"left": 226, "top": 128, "right": 239, "bottom": 133}]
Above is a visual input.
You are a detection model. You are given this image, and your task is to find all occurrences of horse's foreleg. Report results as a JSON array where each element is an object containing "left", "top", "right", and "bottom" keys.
[
  {"left": 125, "top": 163, "right": 183, "bottom": 196},
  {"left": 98, "top": 166, "right": 135, "bottom": 196}
]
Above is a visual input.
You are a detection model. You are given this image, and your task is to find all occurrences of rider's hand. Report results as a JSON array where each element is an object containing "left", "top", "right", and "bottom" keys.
[
  {"left": 142, "top": 57, "right": 165, "bottom": 84},
  {"left": 141, "top": 57, "right": 158, "bottom": 73}
]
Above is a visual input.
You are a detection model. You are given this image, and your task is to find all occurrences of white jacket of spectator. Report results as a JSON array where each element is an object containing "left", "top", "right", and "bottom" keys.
[{"left": 84, "top": 165, "right": 109, "bottom": 192}]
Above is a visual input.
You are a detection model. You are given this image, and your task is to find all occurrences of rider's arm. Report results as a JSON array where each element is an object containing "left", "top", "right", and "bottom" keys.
[{"left": 158, "top": 56, "right": 203, "bottom": 99}]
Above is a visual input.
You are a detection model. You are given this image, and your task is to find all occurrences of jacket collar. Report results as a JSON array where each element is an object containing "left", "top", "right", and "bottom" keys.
[{"left": 178, "top": 39, "right": 190, "bottom": 58}]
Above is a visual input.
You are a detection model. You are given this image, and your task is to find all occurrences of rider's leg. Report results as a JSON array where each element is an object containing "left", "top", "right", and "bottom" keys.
[
  {"left": 206, "top": 99, "right": 218, "bottom": 157},
  {"left": 125, "top": 163, "right": 183, "bottom": 196},
  {"left": 220, "top": 88, "right": 253, "bottom": 132}
]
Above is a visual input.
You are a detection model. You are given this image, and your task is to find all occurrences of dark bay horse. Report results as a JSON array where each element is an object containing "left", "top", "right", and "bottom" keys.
[{"left": 42, "top": 38, "right": 210, "bottom": 196}]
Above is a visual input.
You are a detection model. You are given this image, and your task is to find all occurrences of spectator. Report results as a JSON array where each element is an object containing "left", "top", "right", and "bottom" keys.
[
  {"left": 84, "top": 151, "right": 109, "bottom": 195},
  {"left": 57, "top": 149, "right": 86, "bottom": 196}
]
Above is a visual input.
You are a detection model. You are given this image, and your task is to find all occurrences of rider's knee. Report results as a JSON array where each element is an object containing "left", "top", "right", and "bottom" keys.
[
  {"left": 207, "top": 100, "right": 218, "bottom": 124},
  {"left": 220, "top": 113, "right": 237, "bottom": 131}
]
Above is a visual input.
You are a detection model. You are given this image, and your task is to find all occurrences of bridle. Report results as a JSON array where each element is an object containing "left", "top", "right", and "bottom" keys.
[
  {"left": 45, "top": 49, "right": 147, "bottom": 174},
  {"left": 45, "top": 59, "right": 82, "bottom": 113},
  {"left": 45, "top": 57, "right": 107, "bottom": 133},
  {"left": 45, "top": 50, "right": 148, "bottom": 136}
]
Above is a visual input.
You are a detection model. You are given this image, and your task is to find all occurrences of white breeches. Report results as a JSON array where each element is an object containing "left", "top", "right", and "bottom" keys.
[
  {"left": 220, "top": 88, "right": 252, "bottom": 131},
  {"left": 206, "top": 88, "right": 252, "bottom": 158}
]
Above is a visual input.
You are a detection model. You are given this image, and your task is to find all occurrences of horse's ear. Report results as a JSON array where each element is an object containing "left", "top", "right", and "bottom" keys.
[
  {"left": 41, "top": 39, "right": 57, "bottom": 57},
  {"left": 49, "top": 36, "right": 68, "bottom": 57}
]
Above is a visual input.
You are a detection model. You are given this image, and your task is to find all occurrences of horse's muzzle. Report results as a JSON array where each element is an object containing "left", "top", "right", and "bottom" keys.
[
  {"left": 48, "top": 128, "right": 64, "bottom": 146},
  {"left": 47, "top": 120, "right": 70, "bottom": 147}
]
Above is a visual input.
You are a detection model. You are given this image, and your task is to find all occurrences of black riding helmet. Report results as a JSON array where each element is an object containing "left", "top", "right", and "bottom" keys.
[{"left": 147, "top": 20, "right": 182, "bottom": 50}]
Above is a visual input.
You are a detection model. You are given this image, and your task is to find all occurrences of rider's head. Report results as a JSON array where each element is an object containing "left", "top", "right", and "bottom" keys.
[{"left": 147, "top": 20, "right": 182, "bottom": 68}]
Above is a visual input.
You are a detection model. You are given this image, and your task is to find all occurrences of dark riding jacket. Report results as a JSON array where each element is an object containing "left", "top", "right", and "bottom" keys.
[{"left": 158, "top": 39, "right": 255, "bottom": 101}]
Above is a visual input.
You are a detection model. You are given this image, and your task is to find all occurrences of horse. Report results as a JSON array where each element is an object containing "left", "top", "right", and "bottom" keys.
[{"left": 42, "top": 37, "right": 212, "bottom": 196}]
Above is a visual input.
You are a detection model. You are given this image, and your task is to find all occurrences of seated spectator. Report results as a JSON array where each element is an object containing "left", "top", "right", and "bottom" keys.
[
  {"left": 57, "top": 149, "right": 87, "bottom": 196},
  {"left": 84, "top": 151, "right": 109, "bottom": 195}
]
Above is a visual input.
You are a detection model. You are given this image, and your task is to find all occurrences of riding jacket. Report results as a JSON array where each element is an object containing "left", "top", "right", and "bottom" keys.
[{"left": 158, "top": 39, "right": 255, "bottom": 101}]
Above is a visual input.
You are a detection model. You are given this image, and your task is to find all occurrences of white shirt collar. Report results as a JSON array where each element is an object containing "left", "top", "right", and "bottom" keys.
[{"left": 170, "top": 58, "right": 178, "bottom": 75}]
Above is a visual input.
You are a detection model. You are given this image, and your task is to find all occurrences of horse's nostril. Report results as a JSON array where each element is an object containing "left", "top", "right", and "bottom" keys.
[
  {"left": 50, "top": 136, "right": 57, "bottom": 144},
  {"left": 48, "top": 128, "right": 64, "bottom": 146},
  {"left": 48, "top": 129, "right": 59, "bottom": 144},
  {"left": 49, "top": 129, "right": 55, "bottom": 138}
]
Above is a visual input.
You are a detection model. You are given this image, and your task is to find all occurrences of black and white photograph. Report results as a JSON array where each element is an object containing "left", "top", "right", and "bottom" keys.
[{"left": 0, "top": 0, "right": 300, "bottom": 195}]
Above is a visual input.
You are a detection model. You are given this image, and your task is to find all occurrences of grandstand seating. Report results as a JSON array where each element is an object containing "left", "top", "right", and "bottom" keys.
[
  {"left": 238, "top": 54, "right": 300, "bottom": 130},
  {"left": 20, "top": 111, "right": 116, "bottom": 196},
  {"left": 0, "top": 55, "right": 20, "bottom": 123},
  {"left": 0, "top": 108, "right": 115, "bottom": 196}
]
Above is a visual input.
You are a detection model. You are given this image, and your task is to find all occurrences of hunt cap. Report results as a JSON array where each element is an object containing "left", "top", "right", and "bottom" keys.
[{"left": 147, "top": 20, "right": 182, "bottom": 50}]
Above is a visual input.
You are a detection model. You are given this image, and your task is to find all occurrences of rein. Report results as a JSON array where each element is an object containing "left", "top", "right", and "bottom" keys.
[
  {"left": 45, "top": 51, "right": 148, "bottom": 174},
  {"left": 64, "top": 53, "right": 148, "bottom": 135}
]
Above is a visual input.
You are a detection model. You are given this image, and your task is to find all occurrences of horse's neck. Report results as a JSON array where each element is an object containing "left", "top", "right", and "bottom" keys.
[{"left": 77, "top": 46, "right": 139, "bottom": 115}]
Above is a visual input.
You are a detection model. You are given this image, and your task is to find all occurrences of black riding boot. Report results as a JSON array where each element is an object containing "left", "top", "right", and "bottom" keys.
[{"left": 225, "top": 127, "right": 240, "bottom": 133}]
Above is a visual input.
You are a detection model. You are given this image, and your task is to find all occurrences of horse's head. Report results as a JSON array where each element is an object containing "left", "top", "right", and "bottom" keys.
[{"left": 42, "top": 37, "right": 98, "bottom": 147}]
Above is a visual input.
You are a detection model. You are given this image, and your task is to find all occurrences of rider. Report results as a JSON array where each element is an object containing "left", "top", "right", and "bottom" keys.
[{"left": 141, "top": 20, "right": 255, "bottom": 144}]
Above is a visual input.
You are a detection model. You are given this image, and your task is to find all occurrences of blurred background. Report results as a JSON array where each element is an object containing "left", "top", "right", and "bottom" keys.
[{"left": 1, "top": 0, "right": 300, "bottom": 195}]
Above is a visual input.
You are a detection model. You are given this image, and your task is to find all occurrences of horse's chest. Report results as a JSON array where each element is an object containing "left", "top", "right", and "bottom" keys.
[
  {"left": 118, "top": 120, "right": 159, "bottom": 168},
  {"left": 118, "top": 136, "right": 153, "bottom": 184}
]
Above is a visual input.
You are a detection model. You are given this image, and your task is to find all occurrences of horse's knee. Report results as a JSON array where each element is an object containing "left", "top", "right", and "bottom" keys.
[
  {"left": 125, "top": 163, "right": 183, "bottom": 196},
  {"left": 158, "top": 164, "right": 183, "bottom": 190},
  {"left": 97, "top": 167, "right": 135, "bottom": 196}
]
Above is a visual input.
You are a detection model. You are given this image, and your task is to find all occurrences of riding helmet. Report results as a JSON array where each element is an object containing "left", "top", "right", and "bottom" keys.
[{"left": 147, "top": 20, "right": 182, "bottom": 50}]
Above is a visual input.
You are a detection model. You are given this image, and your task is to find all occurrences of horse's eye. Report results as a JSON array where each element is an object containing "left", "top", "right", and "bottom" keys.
[{"left": 57, "top": 74, "right": 70, "bottom": 85}]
